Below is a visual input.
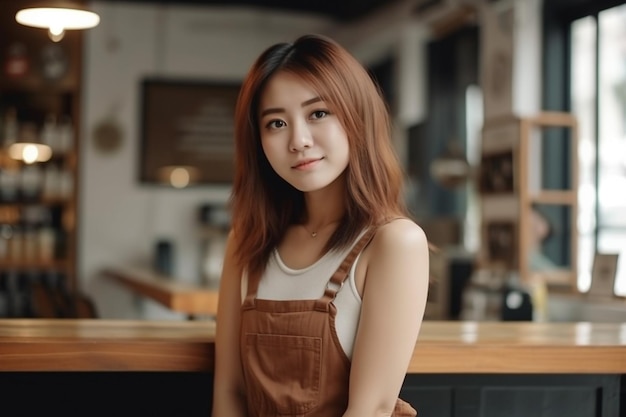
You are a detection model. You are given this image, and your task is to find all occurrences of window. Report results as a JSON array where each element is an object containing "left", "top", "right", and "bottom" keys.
[{"left": 570, "top": 3, "right": 626, "bottom": 295}]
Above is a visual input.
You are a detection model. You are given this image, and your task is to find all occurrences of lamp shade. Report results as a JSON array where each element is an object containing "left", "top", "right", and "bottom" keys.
[{"left": 16, "top": 2, "right": 100, "bottom": 41}]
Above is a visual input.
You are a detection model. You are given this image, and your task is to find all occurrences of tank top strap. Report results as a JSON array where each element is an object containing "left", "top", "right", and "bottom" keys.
[{"left": 314, "top": 226, "right": 378, "bottom": 312}]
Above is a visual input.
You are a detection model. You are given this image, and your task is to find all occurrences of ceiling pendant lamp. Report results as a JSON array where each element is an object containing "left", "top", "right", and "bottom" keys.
[{"left": 15, "top": 2, "right": 100, "bottom": 42}]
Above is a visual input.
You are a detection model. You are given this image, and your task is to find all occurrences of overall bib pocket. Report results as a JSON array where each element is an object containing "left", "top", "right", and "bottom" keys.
[{"left": 244, "top": 333, "right": 322, "bottom": 415}]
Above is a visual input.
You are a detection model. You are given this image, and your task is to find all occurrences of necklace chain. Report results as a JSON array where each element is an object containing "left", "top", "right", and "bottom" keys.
[
  {"left": 301, "top": 221, "right": 340, "bottom": 238},
  {"left": 301, "top": 225, "right": 318, "bottom": 238}
]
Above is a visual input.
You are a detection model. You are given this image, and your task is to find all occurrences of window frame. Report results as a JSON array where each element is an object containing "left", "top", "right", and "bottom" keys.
[{"left": 543, "top": 0, "right": 626, "bottom": 294}]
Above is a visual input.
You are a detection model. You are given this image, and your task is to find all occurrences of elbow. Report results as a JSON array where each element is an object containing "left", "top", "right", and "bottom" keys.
[{"left": 344, "top": 400, "right": 401, "bottom": 417}]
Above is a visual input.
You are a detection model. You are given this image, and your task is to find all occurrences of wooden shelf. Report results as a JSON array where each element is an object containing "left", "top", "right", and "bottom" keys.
[
  {"left": 479, "top": 111, "right": 579, "bottom": 290},
  {"left": 529, "top": 111, "right": 577, "bottom": 127},
  {"left": 528, "top": 190, "right": 576, "bottom": 205},
  {"left": 518, "top": 112, "right": 579, "bottom": 287},
  {"left": 0, "top": 0, "right": 83, "bottom": 300},
  {"left": 0, "top": 81, "right": 79, "bottom": 94},
  {"left": 0, "top": 198, "right": 72, "bottom": 207},
  {"left": 0, "top": 260, "right": 69, "bottom": 272}
]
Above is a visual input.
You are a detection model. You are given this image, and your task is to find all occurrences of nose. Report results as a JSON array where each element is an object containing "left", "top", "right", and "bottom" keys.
[{"left": 289, "top": 121, "right": 313, "bottom": 152}]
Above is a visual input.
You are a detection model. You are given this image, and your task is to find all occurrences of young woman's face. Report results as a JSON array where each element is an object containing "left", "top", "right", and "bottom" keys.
[{"left": 258, "top": 71, "right": 349, "bottom": 193}]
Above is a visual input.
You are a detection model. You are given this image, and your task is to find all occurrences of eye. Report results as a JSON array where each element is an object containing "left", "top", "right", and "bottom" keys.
[
  {"left": 265, "top": 119, "right": 286, "bottom": 129},
  {"left": 310, "top": 110, "right": 329, "bottom": 120}
]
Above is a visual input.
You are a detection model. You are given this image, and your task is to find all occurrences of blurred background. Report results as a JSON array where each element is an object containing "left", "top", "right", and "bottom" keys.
[{"left": 1, "top": 0, "right": 625, "bottom": 322}]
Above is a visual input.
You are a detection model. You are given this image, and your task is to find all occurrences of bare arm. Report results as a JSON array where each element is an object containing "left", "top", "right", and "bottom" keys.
[
  {"left": 344, "top": 219, "right": 429, "bottom": 417},
  {"left": 211, "top": 230, "right": 248, "bottom": 417}
]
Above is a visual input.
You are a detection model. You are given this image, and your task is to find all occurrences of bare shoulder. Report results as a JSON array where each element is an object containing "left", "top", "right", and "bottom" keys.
[
  {"left": 358, "top": 218, "right": 429, "bottom": 275},
  {"left": 370, "top": 218, "right": 428, "bottom": 253},
  {"left": 357, "top": 218, "right": 429, "bottom": 296}
]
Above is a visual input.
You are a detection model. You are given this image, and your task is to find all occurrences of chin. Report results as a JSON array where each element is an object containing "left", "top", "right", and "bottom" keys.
[{"left": 289, "top": 181, "right": 328, "bottom": 193}]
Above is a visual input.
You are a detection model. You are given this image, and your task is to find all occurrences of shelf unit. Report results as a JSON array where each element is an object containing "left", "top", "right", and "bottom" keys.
[
  {"left": 0, "top": 1, "right": 84, "bottom": 316},
  {"left": 479, "top": 111, "right": 579, "bottom": 290},
  {"left": 518, "top": 111, "right": 578, "bottom": 288}
]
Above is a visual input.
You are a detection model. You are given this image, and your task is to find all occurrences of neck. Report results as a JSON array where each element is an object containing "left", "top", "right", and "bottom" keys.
[{"left": 300, "top": 218, "right": 342, "bottom": 238}]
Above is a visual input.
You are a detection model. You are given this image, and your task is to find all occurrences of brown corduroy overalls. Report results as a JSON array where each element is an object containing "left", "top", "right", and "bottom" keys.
[{"left": 240, "top": 227, "right": 418, "bottom": 417}]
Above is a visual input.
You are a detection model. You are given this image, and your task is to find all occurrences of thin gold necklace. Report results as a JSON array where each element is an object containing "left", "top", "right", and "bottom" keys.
[
  {"left": 301, "top": 225, "right": 318, "bottom": 238},
  {"left": 301, "top": 221, "right": 339, "bottom": 238}
]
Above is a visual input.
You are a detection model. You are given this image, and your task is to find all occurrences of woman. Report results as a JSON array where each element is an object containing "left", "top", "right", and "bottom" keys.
[{"left": 212, "top": 34, "right": 429, "bottom": 417}]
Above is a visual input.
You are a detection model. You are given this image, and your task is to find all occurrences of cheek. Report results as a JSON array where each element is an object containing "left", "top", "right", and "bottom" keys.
[
  {"left": 333, "top": 130, "right": 350, "bottom": 166},
  {"left": 260, "top": 138, "right": 284, "bottom": 171},
  {"left": 338, "top": 144, "right": 350, "bottom": 170},
  {"left": 260, "top": 135, "right": 276, "bottom": 157}
]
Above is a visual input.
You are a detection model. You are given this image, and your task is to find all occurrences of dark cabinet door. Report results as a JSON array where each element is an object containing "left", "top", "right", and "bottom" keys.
[{"left": 401, "top": 374, "right": 621, "bottom": 417}]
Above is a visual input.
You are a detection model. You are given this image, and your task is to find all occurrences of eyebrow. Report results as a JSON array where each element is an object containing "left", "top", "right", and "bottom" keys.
[{"left": 259, "top": 97, "right": 323, "bottom": 117}]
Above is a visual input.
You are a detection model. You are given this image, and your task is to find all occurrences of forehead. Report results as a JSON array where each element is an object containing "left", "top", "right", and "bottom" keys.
[{"left": 259, "top": 71, "right": 319, "bottom": 105}]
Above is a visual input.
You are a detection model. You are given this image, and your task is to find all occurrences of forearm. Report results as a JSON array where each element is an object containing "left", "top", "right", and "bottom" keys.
[
  {"left": 342, "top": 403, "right": 394, "bottom": 417},
  {"left": 342, "top": 356, "right": 413, "bottom": 417},
  {"left": 211, "top": 387, "right": 248, "bottom": 417},
  {"left": 343, "top": 332, "right": 416, "bottom": 417}
]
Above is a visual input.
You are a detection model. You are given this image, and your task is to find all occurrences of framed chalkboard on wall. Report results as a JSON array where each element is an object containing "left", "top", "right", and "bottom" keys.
[{"left": 139, "top": 78, "right": 240, "bottom": 186}]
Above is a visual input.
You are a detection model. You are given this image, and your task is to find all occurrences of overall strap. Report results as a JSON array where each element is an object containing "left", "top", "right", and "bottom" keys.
[
  {"left": 242, "top": 269, "right": 261, "bottom": 309},
  {"left": 314, "top": 226, "right": 378, "bottom": 312}
]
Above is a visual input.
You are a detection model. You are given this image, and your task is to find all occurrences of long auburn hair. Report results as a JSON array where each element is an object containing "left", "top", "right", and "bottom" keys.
[{"left": 231, "top": 34, "right": 409, "bottom": 278}]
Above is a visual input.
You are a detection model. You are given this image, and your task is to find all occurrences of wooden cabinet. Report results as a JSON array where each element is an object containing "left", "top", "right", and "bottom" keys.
[
  {"left": 2, "top": 372, "right": 616, "bottom": 417},
  {"left": 0, "top": 1, "right": 84, "bottom": 317}
]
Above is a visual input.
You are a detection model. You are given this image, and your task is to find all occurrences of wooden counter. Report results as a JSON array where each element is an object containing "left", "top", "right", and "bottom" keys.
[
  {"left": 1, "top": 319, "right": 623, "bottom": 417},
  {"left": 0, "top": 319, "right": 624, "bottom": 373},
  {"left": 0, "top": 319, "right": 215, "bottom": 372},
  {"left": 102, "top": 267, "right": 219, "bottom": 317},
  {"left": 411, "top": 320, "right": 626, "bottom": 374}
]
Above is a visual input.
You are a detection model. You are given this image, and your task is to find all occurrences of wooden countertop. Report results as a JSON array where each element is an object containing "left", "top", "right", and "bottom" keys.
[
  {"left": 0, "top": 319, "right": 215, "bottom": 372},
  {"left": 102, "top": 267, "right": 219, "bottom": 317},
  {"left": 0, "top": 320, "right": 624, "bottom": 373}
]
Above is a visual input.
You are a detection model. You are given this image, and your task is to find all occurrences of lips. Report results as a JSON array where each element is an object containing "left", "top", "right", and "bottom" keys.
[{"left": 292, "top": 157, "right": 323, "bottom": 169}]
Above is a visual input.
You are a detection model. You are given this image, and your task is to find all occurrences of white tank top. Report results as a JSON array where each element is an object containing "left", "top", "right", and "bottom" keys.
[{"left": 243, "top": 230, "right": 367, "bottom": 359}]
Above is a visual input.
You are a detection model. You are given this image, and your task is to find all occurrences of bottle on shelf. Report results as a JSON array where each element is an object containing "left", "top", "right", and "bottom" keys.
[
  {"left": 8, "top": 223, "right": 23, "bottom": 263},
  {"left": 0, "top": 223, "right": 13, "bottom": 261},
  {"left": 22, "top": 222, "right": 37, "bottom": 262},
  {"left": 40, "top": 113, "right": 60, "bottom": 153},
  {"left": 42, "top": 163, "right": 61, "bottom": 200},
  {"left": 58, "top": 168, "right": 73, "bottom": 200},
  {"left": 37, "top": 206, "right": 56, "bottom": 262},
  {"left": 19, "top": 162, "right": 44, "bottom": 202},
  {"left": 2, "top": 270, "right": 21, "bottom": 317},
  {"left": 0, "top": 270, "right": 8, "bottom": 317},
  {"left": 0, "top": 168, "right": 20, "bottom": 203},
  {"left": 57, "top": 115, "right": 74, "bottom": 155},
  {"left": 2, "top": 107, "right": 18, "bottom": 148}
]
